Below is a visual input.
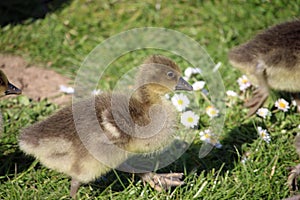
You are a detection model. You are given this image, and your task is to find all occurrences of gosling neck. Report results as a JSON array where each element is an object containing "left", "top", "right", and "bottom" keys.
[{"left": 133, "top": 85, "right": 163, "bottom": 105}]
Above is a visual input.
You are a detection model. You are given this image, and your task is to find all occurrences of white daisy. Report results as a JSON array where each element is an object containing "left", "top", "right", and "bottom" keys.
[
  {"left": 214, "top": 142, "right": 222, "bottom": 149},
  {"left": 192, "top": 67, "right": 202, "bottom": 74},
  {"left": 213, "top": 62, "right": 222, "bottom": 72},
  {"left": 91, "top": 89, "right": 102, "bottom": 95},
  {"left": 210, "top": 137, "right": 222, "bottom": 148},
  {"left": 275, "top": 98, "right": 290, "bottom": 112},
  {"left": 192, "top": 81, "right": 206, "bottom": 91},
  {"left": 199, "top": 129, "right": 212, "bottom": 143},
  {"left": 206, "top": 105, "right": 219, "bottom": 118},
  {"left": 241, "top": 152, "right": 251, "bottom": 164},
  {"left": 165, "top": 93, "right": 170, "bottom": 100},
  {"left": 59, "top": 85, "right": 74, "bottom": 94},
  {"left": 183, "top": 76, "right": 189, "bottom": 81},
  {"left": 257, "top": 126, "right": 271, "bottom": 143},
  {"left": 199, "top": 129, "right": 222, "bottom": 148},
  {"left": 184, "top": 67, "right": 194, "bottom": 78},
  {"left": 202, "top": 89, "right": 209, "bottom": 95},
  {"left": 281, "top": 129, "right": 287, "bottom": 134},
  {"left": 237, "top": 75, "right": 251, "bottom": 91},
  {"left": 184, "top": 67, "right": 202, "bottom": 79},
  {"left": 241, "top": 156, "right": 248, "bottom": 164},
  {"left": 292, "top": 100, "right": 297, "bottom": 107},
  {"left": 180, "top": 111, "right": 199, "bottom": 128},
  {"left": 256, "top": 108, "right": 271, "bottom": 119},
  {"left": 226, "top": 90, "right": 238, "bottom": 97},
  {"left": 171, "top": 93, "right": 190, "bottom": 111}
]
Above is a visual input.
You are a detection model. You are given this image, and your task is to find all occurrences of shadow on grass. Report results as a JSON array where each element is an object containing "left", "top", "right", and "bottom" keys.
[
  {"left": 0, "top": 122, "right": 257, "bottom": 194},
  {"left": 176, "top": 121, "right": 258, "bottom": 174},
  {"left": 0, "top": 147, "right": 35, "bottom": 182},
  {"left": 146, "top": 121, "right": 258, "bottom": 178},
  {"left": 0, "top": 0, "right": 71, "bottom": 27},
  {"left": 85, "top": 122, "right": 258, "bottom": 193}
]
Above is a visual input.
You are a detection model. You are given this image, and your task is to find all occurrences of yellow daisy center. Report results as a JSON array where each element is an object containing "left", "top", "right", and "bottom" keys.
[
  {"left": 242, "top": 79, "right": 248, "bottom": 84},
  {"left": 210, "top": 110, "right": 216, "bottom": 115},
  {"left": 187, "top": 117, "right": 194, "bottom": 123},
  {"left": 278, "top": 101, "right": 286, "bottom": 108},
  {"left": 258, "top": 110, "right": 267, "bottom": 116},
  {"left": 178, "top": 99, "right": 183, "bottom": 105}
]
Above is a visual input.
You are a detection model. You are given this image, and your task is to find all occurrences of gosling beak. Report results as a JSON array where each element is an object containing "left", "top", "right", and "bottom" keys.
[
  {"left": 5, "top": 82, "right": 22, "bottom": 95},
  {"left": 175, "top": 77, "right": 193, "bottom": 91}
]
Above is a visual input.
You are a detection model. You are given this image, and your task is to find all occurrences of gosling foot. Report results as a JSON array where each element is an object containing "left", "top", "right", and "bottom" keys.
[
  {"left": 287, "top": 164, "right": 300, "bottom": 191},
  {"left": 283, "top": 194, "right": 300, "bottom": 200},
  {"left": 139, "top": 172, "right": 184, "bottom": 192},
  {"left": 244, "top": 87, "right": 269, "bottom": 117}
]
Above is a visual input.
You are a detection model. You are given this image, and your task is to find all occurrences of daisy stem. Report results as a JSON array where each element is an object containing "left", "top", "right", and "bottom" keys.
[
  {"left": 195, "top": 93, "right": 200, "bottom": 107},
  {"left": 200, "top": 91, "right": 213, "bottom": 105}
]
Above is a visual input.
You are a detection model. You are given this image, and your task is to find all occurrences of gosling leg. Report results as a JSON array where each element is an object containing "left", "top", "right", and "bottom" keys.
[
  {"left": 292, "top": 93, "right": 300, "bottom": 113},
  {"left": 139, "top": 172, "right": 184, "bottom": 192},
  {"left": 70, "top": 178, "right": 81, "bottom": 198},
  {"left": 245, "top": 61, "right": 269, "bottom": 116},
  {"left": 288, "top": 164, "right": 300, "bottom": 191},
  {"left": 287, "top": 134, "right": 300, "bottom": 193}
]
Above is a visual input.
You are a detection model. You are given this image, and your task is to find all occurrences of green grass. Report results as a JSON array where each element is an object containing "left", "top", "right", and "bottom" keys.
[{"left": 1, "top": 0, "right": 300, "bottom": 199}]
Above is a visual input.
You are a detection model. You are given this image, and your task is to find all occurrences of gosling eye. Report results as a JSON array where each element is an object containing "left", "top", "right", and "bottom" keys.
[{"left": 167, "top": 71, "right": 175, "bottom": 79}]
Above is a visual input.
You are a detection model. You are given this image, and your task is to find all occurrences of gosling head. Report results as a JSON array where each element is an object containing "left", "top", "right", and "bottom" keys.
[
  {"left": 0, "top": 70, "right": 22, "bottom": 97},
  {"left": 137, "top": 55, "right": 193, "bottom": 95}
]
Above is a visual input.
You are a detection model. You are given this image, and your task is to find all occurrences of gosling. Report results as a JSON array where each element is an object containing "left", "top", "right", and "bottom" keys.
[
  {"left": 19, "top": 55, "right": 193, "bottom": 198},
  {"left": 228, "top": 20, "right": 300, "bottom": 116}
]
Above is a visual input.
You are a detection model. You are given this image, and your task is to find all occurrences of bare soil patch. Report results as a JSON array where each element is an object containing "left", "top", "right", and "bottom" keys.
[{"left": 0, "top": 54, "right": 73, "bottom": 106}]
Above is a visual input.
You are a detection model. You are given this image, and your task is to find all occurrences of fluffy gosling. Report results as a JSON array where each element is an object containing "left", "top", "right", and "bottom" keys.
[
  {"left": 19, "top": 55, "right": 193, "bottom": 198},
  {"left": 228, "top": 20, "right": 300, "bottom": 116}
]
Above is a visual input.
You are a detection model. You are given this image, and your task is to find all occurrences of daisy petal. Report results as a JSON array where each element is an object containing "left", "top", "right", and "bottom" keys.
[
  {"left": 192, "top": 81, "right": 206, "bottom": 91},
  {"left": 184, "top": 67, "right": 194, "bottom": 78},
  {"left": 59, "top": 85, "right": 75, "bottom": 94},
  {"left": 226, "top": 90, "right": 238, "bottom": 97}
]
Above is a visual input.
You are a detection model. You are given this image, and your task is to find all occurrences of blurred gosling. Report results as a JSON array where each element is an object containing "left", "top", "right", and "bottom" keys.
[{"left": 229, "top": 20, "right": 300, "bottom": 116}]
